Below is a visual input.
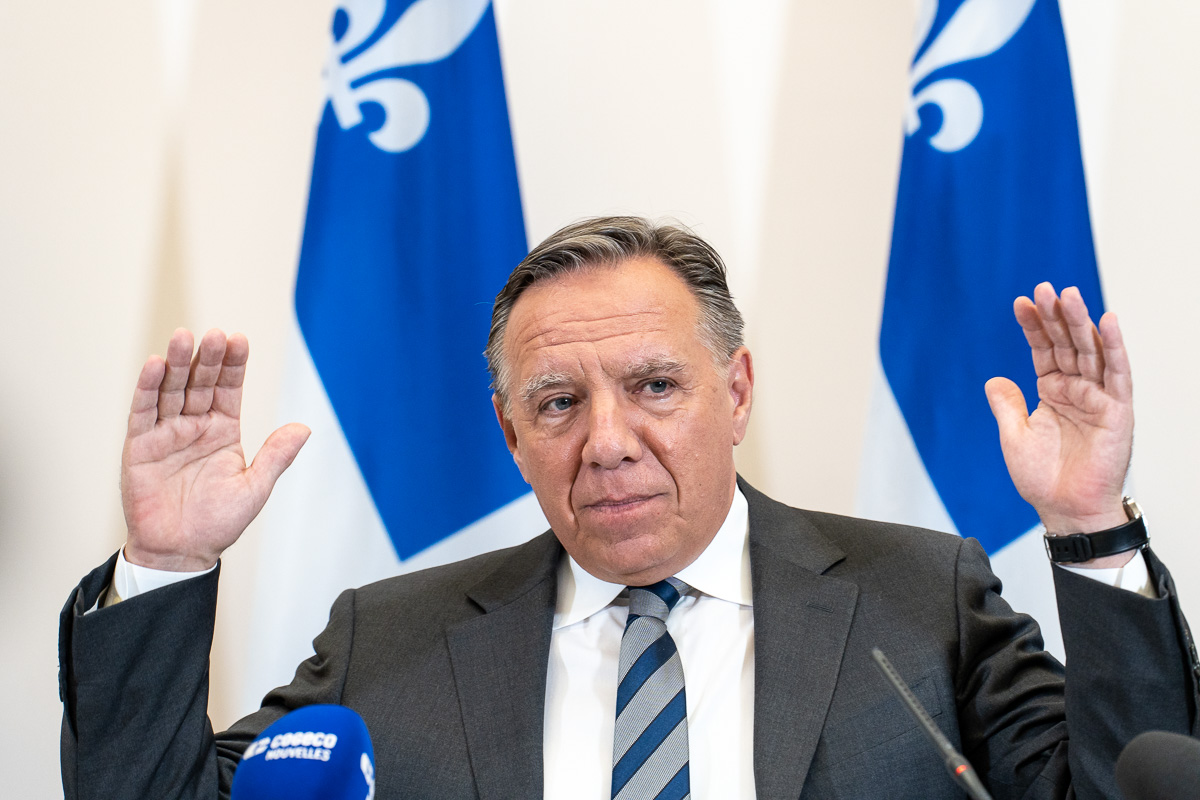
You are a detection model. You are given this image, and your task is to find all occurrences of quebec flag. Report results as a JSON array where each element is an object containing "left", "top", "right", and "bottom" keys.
[
  {"left": 857, "top": 0, "right": 1102, "bottom": 660},
  {"left": 243, "top": 0, "right": 547, "bottom": 706}
]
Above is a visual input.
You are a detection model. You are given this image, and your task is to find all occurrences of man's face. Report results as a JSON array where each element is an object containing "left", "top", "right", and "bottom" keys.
[{"left": 494, "top": 257, "right": 753, "bottom": 586}]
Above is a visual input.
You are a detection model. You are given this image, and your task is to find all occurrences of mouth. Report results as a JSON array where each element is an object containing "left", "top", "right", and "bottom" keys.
[{"left": 583, "top": 494, "right": 664, "bottom": 513}]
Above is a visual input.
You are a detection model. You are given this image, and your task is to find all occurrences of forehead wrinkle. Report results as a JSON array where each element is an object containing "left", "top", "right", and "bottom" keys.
[{"left": 516, "top": 309, "right": 667, "bottom": 350}]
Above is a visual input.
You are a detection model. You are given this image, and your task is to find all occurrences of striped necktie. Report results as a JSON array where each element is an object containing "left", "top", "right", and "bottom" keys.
[{"left": 611, "top": 577, "right": 691, "bottom": 800}]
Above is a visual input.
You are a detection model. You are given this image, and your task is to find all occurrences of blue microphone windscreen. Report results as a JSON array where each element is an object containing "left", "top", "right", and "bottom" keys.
[{"left": 231, "top": 704, "right": 376, "bottom": 800}]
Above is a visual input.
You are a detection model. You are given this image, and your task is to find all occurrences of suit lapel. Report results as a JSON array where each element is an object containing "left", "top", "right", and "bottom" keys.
[
  {"left": 741, "top": 480, "right": 859, "bottom": 800},
  {"left": 445, "top": 532, "right": 561, "bottom": 800},
  {"left": 442, "top": 483, "right": 858, "bottom": 799}
]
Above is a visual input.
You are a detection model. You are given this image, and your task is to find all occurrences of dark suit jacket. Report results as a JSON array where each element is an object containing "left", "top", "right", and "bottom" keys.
[{"left": 60, "top": 481, "right": 1199, "bottom": 799}]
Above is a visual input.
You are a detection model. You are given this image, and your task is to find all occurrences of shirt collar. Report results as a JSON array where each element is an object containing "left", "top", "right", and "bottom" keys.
[{"left": 553, "top": 486, "right": 752, "bottom": 630}]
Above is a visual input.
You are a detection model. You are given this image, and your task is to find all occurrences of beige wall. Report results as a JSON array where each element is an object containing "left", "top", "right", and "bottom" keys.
[{"left": 3, "top": 2, "right": 1197, "bottom": 796}]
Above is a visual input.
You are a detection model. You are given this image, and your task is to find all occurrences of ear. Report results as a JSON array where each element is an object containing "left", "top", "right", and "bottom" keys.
[
  {"left": 727, "top": 347, "right": 754, "bottom": 446},
  {"left": 492, "top": 393, "right": 530, "bottom": 482}
]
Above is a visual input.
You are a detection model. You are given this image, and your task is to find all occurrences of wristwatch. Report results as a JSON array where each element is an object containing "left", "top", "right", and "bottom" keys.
[{"left": 1043, "top": 496, "right": 1148, "bottom": 563}]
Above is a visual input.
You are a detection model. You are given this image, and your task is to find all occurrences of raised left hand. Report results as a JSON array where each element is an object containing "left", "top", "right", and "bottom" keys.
[{"left": 984, "top": 283, "right": 1133, "bottom": 562}]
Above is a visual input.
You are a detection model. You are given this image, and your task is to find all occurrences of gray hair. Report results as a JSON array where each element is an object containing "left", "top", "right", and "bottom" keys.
[{"left": 486, "top": 216, "right": 745, "bottom": 410}]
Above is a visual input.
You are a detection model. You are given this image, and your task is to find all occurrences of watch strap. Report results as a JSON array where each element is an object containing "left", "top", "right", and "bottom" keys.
[{"left": 1044, "top": 515, "right": 1149, "bottom": 563}]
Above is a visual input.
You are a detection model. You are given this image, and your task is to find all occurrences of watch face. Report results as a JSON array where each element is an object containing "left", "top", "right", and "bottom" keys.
[{"left": 1122, "top": 496, "right": 1142, "bottom": 521}]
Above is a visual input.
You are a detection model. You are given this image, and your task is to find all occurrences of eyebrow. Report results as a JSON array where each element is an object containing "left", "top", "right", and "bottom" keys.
[
  {"left": 520, "top": 372, "right": 574, "bottom": 403},
  {"left": 519, "top": 357, "right": 689, "bottom": 403},
  {"left": 623, "top": 357, "right": 688, "bottom": 382}
]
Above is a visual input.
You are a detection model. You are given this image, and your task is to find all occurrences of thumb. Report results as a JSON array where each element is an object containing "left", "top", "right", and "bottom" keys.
[
  {"left": 246, "top": 422, "right": 312, "bottom": 503},
  {"left": 984, "top": 377, "right": 1029, "bottom": 446}
]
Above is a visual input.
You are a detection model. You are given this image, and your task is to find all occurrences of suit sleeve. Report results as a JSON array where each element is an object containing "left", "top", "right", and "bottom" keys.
[
  {"left": 58, "top": 555, "right": 359, "bottom": 800},
  {"left": 1053, "top": 547, "right": 1199, "bottom": 798},
  {"left": 952, "top": 538, "right": 1072, "bottom": 799},
  {"left": 952, "top": 538, "right": 1199, "bottom": 800}
]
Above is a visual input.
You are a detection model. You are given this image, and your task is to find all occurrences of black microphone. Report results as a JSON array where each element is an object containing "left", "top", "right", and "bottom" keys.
[
  {"left": 871, "top": 648, "right": 993, "bottom": 800},
  {"left": 231, "top": 704, "right": 376, "bottom": 800},
  {"left": 1115, "top": 730, "right": 1200, "bottom": 800}
]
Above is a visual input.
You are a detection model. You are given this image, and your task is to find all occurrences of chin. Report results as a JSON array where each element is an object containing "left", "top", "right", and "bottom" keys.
[{"left": 585, "top": 531, "right": 682, "bottom": 585}]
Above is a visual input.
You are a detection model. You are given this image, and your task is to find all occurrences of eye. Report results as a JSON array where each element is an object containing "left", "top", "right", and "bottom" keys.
[
  {"left": 635, "top": 377, "right": 679, "bottom": 402},
  {"left": 542, "top": 396, "right": 574, "bottom": 414}
]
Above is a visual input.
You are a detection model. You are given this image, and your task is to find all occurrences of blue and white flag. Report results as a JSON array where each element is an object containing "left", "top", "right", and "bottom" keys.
[
  {"left": 857, "top": 0, "right": 1102, "bottom": 660},
  {"left": 244, "top": 0, "right": 546, "bottom": 705}
]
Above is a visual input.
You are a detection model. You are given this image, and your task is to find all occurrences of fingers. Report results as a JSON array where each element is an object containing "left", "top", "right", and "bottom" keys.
[
  {"left": 1017, "top": 282, "right": 1107, "bottom": 383},
  {"left": 182, "top": 330, "right": 228, "bottom": 415},
  {"left": 984, "top": 377, "right": 1030, "bottom": 444},
  {"left": 1099, "top": 311, "right": 1133, "bottom": 402},
  {"left": 157, "top": 329, "right": 195, "bottom": 419},
  {"left": 132, "top": 328, "right": 249, "bottom": 437},
  {"left": 212, "top": 333, "right": 250, "bottom": 418},
  {"left": 246, "top": 423, "right": 312, "bottom": 506},
  {"left": 1013, "top": 295, "right": 1058, "bottom": 377},
  {"left": 1032, "top": 282, "right": 1082, "bottom": 376},
  {"left": 128, "top": 356, "right": 167, "bottom": 437},
  {"left": 1058, "top": 286, "right": 1105, "bottom": 382}
]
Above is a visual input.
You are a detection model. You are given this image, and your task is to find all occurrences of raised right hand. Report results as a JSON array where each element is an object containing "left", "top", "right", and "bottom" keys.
[{"left": 120, "top": 328, "right": 310, "bottom": 571}]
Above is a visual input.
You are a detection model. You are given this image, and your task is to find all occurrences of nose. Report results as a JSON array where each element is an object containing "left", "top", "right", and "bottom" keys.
[{"left": 580, "top": 392, "right": 642, "bottom": 469}]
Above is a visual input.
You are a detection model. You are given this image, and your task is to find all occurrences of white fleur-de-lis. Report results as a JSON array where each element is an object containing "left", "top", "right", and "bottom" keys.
[
  {"left": 906, "top": 0, "right": 1036, "bottom": 152},
  {"left": 324, "top": 0, "right": 492, "bottom": 153}
]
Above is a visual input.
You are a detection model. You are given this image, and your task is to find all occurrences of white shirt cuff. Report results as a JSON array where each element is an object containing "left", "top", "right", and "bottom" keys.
[
  {"left": 86, "top": 549, "right": 218, "bottom": 613},
  {"left": 114, "top": 547, "right": 217, "bottom": 598},
  {"left": 1058, "top": 548, "right": 1156, "bottom": 598}
]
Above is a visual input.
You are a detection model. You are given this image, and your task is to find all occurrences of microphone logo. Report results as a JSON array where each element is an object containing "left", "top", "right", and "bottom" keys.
[
  {"left": 244, "top": 737, "right": 270, "bottom": 759},
  {"left": 361, "top": 753, "right": 376, "bottom": 800}
]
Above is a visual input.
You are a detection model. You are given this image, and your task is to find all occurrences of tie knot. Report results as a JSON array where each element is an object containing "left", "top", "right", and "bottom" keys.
[{"left": 627, "top": 577, "right": 690, "bottom": 622}]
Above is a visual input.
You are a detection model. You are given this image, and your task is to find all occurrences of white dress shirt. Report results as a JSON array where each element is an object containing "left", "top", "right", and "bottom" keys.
[{"left": 543, "top": 488, "right": 755, "bottom": 800}]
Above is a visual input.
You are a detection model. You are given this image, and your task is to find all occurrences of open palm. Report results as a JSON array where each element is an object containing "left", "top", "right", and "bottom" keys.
[
  {"left": 985, "top": 283, "right": 1132, "bottom": 537},
  {"left": 121, "top": 329, "right": 309, "bottom": 571}
]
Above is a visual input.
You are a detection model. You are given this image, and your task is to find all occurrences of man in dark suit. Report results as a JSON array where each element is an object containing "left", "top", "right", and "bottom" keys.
[{"left": 61, "top": 217, "right": 1198, "bottom": 798}]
